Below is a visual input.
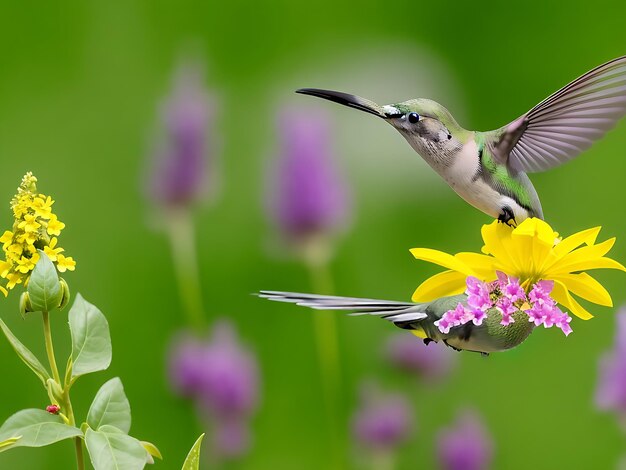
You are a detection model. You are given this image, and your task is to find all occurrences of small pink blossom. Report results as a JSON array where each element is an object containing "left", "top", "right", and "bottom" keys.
[
  {"left": 434, "top": 316, "right": 453, "bottom": 335},
  {"left": 526, "top": 302, "right": 548, "bottom": 326},
  {"left": 471, "top": 308, "right": 487, "bottom": 326},
  {"left": 529, "top": 280, "right": 554, "bottom": 304},
  {"left": 496, "top": 297, "right": 517, "bottom": 326}
]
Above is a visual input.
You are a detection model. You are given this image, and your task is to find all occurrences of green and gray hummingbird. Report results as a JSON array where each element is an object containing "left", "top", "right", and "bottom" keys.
[
  {"left": 297, "top": 56, "right": 626, "bottom": 224},
  {"left": 259, "top": 291, "right": 534, "bottom": 354}
]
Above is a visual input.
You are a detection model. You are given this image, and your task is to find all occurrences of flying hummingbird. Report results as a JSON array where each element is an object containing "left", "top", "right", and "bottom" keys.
[
  {"left": 297, "top": 56, "right": 626, "bottom": 224},
  {"left": 259, "top": 291, "right": 534, "bottom": 354}
]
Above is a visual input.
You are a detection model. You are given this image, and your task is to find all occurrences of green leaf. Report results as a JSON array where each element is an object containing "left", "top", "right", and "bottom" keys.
[
  {"left": 87, "top": 378, "right": 131, "bottom": 433},
  {"left": 0, "top": 317, "right": 50, "bottom": 386},
  {"left": 0, "top": 409, "right": 82, "bottom": 451},
  {"left": 181, "top": 434, "right": 205, "bottom": 470},
  {"left": 69, "top": 294, "right": 112, "bottom": 377},
  {"left": 85, "top": 425, "right": 146, "bottom": 470},
  {"left": 27, "top": 252, "right": 63, "bottom": 312}
]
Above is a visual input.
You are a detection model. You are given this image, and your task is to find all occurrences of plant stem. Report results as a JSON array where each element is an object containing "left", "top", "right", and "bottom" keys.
[
  {"left": 165, "top": 208, "right": 206, "bottom": 330},
  {"left": 42, "top": 311, "right": 84, "bottom": 470},
  {"left": 304, "top": 254, "right": 343, "bottom": 470},
  {"left": 371, "top": 451, "right": 394, "bottom": 470},
  {"left": 73, "top": 437, "right": 85, "bottom": 470},
  {"left": 41, "top": 311, "right": 61, "bottom": 384}
]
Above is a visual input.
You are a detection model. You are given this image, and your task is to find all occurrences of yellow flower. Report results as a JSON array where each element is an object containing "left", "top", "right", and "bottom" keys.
[
  {"left": 47, "top": 214, "right": 65, "bottom": 236},
  {"left": 43, "top": 237, "right": 64, "bottom": 261},
  {"left": 16, "top": 253, "right": 39, "bottom": 274},
  {"left": 0, "top": 260, "right": 11, "bottom": 277},
  {"left": 17, "top": 213, "right": 41, "bottom": 233},
  {"left": 56, "top": 254, "right": 76, "bottom": 273},
  {"left": 0, "top": 172, "right": 76, "bottom": 294},
  {"left": 5, "top": 272, "right": 22, "bottom": 289},
  {"left": 32, "top": 195, "right": 54, "bottom": 219},
  {"left": 0, "top": 231, "right": 13, "bottom": 248},
  {"left": 411, "top": 218, "right": 625, "bottom": 320}
]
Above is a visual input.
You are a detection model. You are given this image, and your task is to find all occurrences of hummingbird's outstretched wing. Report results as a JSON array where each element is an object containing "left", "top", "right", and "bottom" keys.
[
  {"left": 494, "top": 56, "right": 626, "bottom": 173},
  {"left": 258, "top": 291, "right": 428, "bottom": 324}
]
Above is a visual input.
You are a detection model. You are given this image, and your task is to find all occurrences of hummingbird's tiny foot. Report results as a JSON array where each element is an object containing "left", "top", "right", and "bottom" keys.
[
  {"left": 423, "top": 338, "right": 435, "bottom": 346},
  {"left": 498, "top": 206, "right": 517, "bottom": 227},
  {"left": 480, "top": 352, "right": 490, "bottom": 357}
]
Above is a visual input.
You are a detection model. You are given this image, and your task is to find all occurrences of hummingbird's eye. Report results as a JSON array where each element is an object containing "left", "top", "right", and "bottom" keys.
[{"left": 408, "top": 112, "right": 420, "bottom": 123}]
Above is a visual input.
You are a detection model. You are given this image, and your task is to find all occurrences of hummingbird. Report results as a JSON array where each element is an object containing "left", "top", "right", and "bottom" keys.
[
  {"left": 258, "top": 291, "right": 534, "bottom": 354},
  {"left": 297, "top": 56, "right": 626, "bottom": 224}
]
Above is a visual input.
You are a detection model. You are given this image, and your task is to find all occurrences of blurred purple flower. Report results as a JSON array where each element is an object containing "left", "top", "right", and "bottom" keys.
[
  {"left": 352, "top": 383, "right": 413, "bottom": 452},
  {"left": 268, "top": 108, "right": 350, "bottom": 242},
  {"left": 596, "top": 308, "right": 626, "bottom": 421},
  {"left": 385, "top": 333, "right": 456, "bottom": 382},
  {"left": 437, "top": 411, "right": 493, "bottom": 470},
  {"left": 168, "top": 320, "right": 259, "bottom": 459},
  {"left": 148, "top": 58, "right": 214, "bottom": 208}
]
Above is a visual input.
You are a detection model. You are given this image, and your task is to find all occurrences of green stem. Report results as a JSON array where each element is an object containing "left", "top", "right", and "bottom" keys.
[
  {"left": 371, "top": 451, "right": 394, "bottom": 470},
  {"left": 42, "top": 311, "right": 84, "bottom": 470},
  {"left": 304, "top": 255, "right": 343, "bottom": 470},
  {"left": 41, "top": 311, "right": 61, "bottom": 384},
  {"left": 73, "top": 437, "right": 84, "bottom": 470},
  {"left": 64, "top": 367, "right": 83, "bottom": 470},
  {"left": 165, "top": 208, "right": 206, "bottom": 330}
]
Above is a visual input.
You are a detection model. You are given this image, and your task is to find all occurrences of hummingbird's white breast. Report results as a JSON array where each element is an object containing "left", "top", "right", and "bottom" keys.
[
  {"left": 431, "top": 139, "right": 501, "bottom": 218},
  {"left": 437, "top": 139, "right": 529, "bottom": 220}
]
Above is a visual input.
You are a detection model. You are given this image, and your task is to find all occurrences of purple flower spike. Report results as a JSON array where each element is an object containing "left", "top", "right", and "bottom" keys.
[
  {"left": 168, "top": 320, "right": 259, "bottom": 460},
  {"left": 268, "top": 108, "right": 350, "bottom": 242},
  {"left": 148, "top": 58, "right": 214, "bottom": 208},
  {"left": 168, "top": 333, "right": 206, "bottom": 397},
  {"left": 596, "top": 309, "right": 626, "bottom": 420},
  {"left": 437, "top": 410, "right": 493, "bottom": 470},
  {"left": 352, "top": 383, "right": 413, "bottom": 452},
  {"left": 385, "top": 333, "right": 456, "bottom": 382},
  {"left": 195, "top": 322, "right": 259, "bottom": 418}
]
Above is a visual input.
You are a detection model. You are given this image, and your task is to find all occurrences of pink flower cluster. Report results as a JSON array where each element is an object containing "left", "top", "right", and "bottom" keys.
[{"left": 434, "top": 273, "right": 573, "bottom": 336}]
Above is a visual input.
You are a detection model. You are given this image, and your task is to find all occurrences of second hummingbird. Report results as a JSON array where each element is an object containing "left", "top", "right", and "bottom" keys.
[{"left": 298, "top": 56, "right": 626, "bottom": 225}]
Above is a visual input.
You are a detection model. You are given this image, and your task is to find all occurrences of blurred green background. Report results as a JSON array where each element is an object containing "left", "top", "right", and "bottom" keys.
[{"left": 1, "top": 1, "right": 626, "bottom": 468}]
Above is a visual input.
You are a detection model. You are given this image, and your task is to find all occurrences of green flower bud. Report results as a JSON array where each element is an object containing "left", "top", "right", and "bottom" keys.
[
  {"left": 58, "top": 278, "right": 70, "bottom": 310},
  {"left": 19, "top": 292, "right": 32, "bottom": 317}
]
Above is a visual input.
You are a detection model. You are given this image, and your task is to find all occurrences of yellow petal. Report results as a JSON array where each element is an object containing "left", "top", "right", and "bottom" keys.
[
  {"left": 550, "top": 272, "right": 613, "bottom": 307},
  {"left": 454, "top": 252, "right": 499, "bottom": 280},
  {"left": 546, "top": 238, "right": 618, "bottom": 274},
  {"left": 550, "top": 256, "right": 626, "bottom": 276},
  {"left": 553, "top": 226, "right": 602, "bottom": 258},
  {"left": 480, "top": 221, "right": 519, "bottom": 270},
  {"left": 409, "top": 248, "right": 474, "bottom": 276},
  {"left": 551, "top": 280, "right": 594, "bottom": 320},
  {"left": 513, "top": 218, "right": 557, "bottom": 273},
  {"left": 514, "top": 218, "right": 556, "bottom": 246},
  {"left": 412, "top": 270, "right": 467, "bottom": 302}
]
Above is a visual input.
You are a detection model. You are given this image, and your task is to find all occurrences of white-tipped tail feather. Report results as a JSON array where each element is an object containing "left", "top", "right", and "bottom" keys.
[{"left": 258, "top": 291, "right": 427, "bottom": 325}]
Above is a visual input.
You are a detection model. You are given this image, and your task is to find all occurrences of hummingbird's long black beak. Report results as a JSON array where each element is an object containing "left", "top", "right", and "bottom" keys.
[{"left": 296, "top": 88, "right": 387, "bottom": 118}]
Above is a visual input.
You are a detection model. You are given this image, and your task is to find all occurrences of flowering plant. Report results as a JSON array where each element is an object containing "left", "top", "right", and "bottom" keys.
[
  {"left": 0, "top": 174, "right": 204, "bottom": 469},
  {"left": 412, "top": 218, "right": 624, "bottom": 339}
]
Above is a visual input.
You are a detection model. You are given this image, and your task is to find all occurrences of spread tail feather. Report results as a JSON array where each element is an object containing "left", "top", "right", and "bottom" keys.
[{"left": 258, "top": 290, "right": 428, "bottom": 325}]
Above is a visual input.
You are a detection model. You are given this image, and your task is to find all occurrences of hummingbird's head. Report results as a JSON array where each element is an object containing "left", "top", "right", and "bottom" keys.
[{"left": 296, "top": 89, "right": 471, "bottom": 164}]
